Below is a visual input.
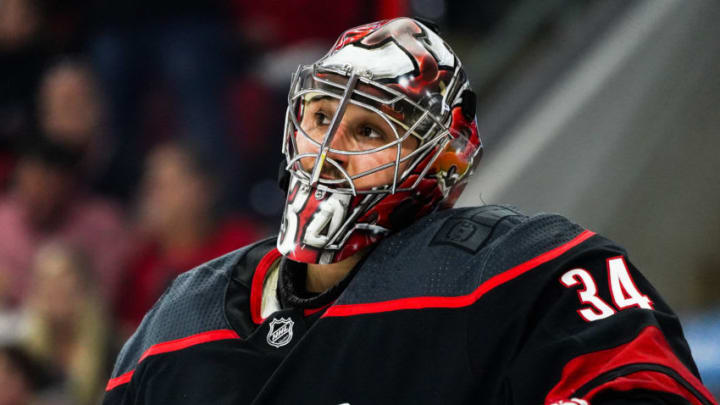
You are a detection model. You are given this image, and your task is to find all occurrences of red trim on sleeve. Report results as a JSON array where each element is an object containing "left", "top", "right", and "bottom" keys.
[
  {"left": 105, "top": 370, "right": 134, "bottom": 392},
  {"left": 323, "top": 230, "right": 596, "bottom": 317},
  {"left": 104, "top": 329, "right": 241, "bottom": 392},
  {"left": 250, "top": 248, "right": 283, "bottom": 324},
  {"left": 545, "top": 325, "right": 717, "bottom": 405},
  {"left": 585, "top": 370, "right": 706, "bottom": 405}
]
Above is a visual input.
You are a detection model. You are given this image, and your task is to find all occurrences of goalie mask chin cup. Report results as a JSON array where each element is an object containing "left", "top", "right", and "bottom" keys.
[{"left": 277, "top": 17, "right": 483, "bottom": 265}]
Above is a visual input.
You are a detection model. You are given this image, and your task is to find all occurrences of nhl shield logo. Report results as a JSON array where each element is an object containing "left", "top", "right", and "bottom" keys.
[{"left": 267, "top": 317, "right": 294, "bottom": 348}]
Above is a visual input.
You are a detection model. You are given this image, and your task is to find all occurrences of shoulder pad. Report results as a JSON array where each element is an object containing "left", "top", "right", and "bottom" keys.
[
  {"left": 110, "top": 240, "right": 266, "bottom": 378},
  {"left": 338, "top": 205, "right": 586, "bottom": 304},
  {"left": 429, "top": 205, "right": 525, "bottom": 252}
]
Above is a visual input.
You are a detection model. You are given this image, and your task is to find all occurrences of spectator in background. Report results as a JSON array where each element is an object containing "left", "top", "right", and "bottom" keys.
[
  {"left": 0, "top": 134, "right": 130, "bottom": 308},
  {"left": 21, "top": 242, "right": 113, "bottom": 405},
  {"left": 115, "top": 141, "right": 262, "bottom": 334},
  {"left": 0, "top": 58, "right": 131, "bottom": 309},
  {"left": 39, "top": 59, "right": 109, "bottom": 187}
]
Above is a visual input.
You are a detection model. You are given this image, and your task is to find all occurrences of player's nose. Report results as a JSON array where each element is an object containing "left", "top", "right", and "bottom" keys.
[{"left": 325, "top": 122, "right": 352, "bottom": 166}]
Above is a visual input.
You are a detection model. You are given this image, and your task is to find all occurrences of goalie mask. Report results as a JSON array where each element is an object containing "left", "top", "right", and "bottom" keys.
[{"left": 277, "top": 17, "right": 482, "bottom": 264}]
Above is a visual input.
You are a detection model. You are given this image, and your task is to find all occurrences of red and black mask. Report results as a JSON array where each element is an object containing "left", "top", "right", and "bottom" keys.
[{"left": 277, "top": 17, "right": 482, "bottom": 264}]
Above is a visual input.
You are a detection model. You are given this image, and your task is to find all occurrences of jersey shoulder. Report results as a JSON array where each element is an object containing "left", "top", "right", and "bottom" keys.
[
  {"left": 109, "top": 238, "right": 273, "bottom": 379},
  {"left": 338, "top": 205, "right": 590, "bottom": 304}
]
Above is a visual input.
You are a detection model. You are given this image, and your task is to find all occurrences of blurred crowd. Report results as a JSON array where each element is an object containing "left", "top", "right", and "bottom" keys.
[{"left": 0, "top": 0, "right": 410, "bottom": 403}]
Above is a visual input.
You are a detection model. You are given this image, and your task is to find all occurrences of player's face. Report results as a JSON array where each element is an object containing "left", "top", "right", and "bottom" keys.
[{"left": 296, "top": 97, "right": 418, "bottom": 190}]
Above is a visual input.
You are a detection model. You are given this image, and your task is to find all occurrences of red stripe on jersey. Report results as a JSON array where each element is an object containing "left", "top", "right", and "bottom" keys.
[
  {"left": 323, "top": 229, "right": 596, "bottom": 317},
  {"left": 250, "top": 248, "right": 283, "bottom": 324},
  {"left": 105, "top": 370, "right": 133, "bottom": 391},
  {"left": 545, "top": 325, "right": 717, "bottom": 405},
  {"left": 137, "top": 329, "right": 240, "bottom": 363},
  {"left": 304, "top": 302, "right": 333, "bottom": 317},
  {"left": 104, "top": 329, "right": 241, "bottom": 392}
]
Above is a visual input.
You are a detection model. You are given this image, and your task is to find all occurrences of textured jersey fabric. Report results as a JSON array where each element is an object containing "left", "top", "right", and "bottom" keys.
[{"left": 103, "top": 205, "right": 717, "bottom": 405}]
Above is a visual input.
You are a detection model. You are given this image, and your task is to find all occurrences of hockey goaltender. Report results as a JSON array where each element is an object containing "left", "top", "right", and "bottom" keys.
[{"left": 104, "top": 17, "right": 717, "bottom": 405}]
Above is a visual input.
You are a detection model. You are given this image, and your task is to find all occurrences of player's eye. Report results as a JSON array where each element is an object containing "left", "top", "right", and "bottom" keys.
[
  {"left": 314, "top": 112, "right": 331, "bottom": 126},
  {"left": 358, "top": 126, "right": 384, "bottom": 140}
]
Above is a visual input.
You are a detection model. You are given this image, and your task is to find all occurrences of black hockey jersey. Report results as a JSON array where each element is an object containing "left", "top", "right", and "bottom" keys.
[{"left": 104, "top": 206, "right": 717, "bottom": 404}]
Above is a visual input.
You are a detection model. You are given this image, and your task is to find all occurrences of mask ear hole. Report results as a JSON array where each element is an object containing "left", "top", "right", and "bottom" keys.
[
  {"left": 460, "top": 90, "right": 476, "bottom": 121},
  {"left": 278, "top": 159, "right": 291, "bottom": 192}
]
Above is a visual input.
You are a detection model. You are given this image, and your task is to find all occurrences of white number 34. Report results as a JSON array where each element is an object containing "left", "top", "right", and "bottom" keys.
[{"left": 560, "top": 256, "right": 653, "bottom": 322}]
